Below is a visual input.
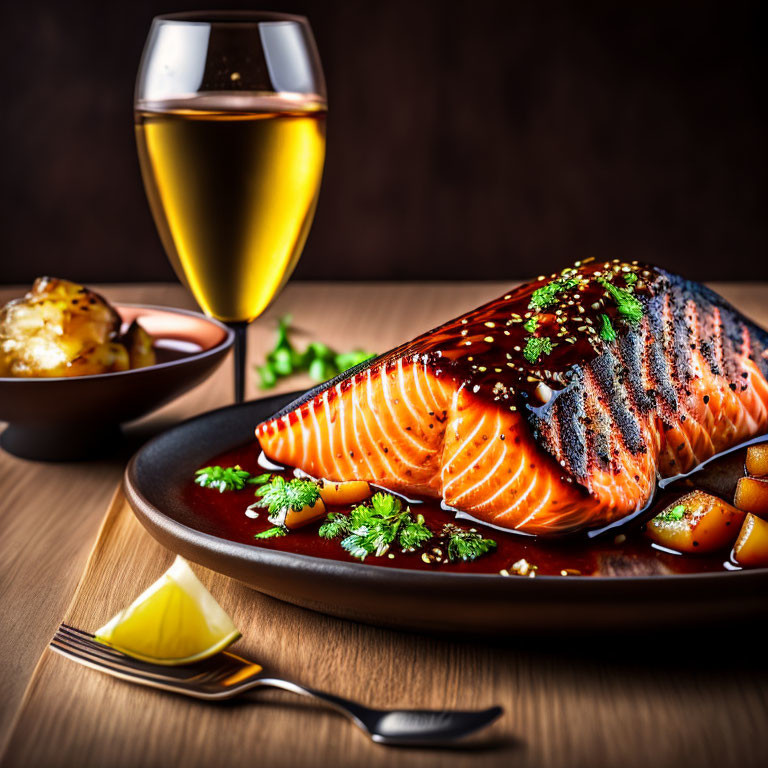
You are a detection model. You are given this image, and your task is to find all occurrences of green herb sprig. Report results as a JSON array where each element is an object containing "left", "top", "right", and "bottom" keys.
[
  {"left": 523, "top": 316, "right": 539, "bottom": 333},
  {"left": 256, "top": 315, "right": 375, "bottom": 389},
  {"left": 318, "top": 493, "right": 495, "bottom": 563},
  {"left": 194, "top": 466, "right": 272, "bottom": 492},
  {"left": 253, "top": 476, "right": 322, "bottom": 526},
  {"left": 319, "top": 493, "right": 431, "bottom": 560},
  {"left": 254, "top": 526, "right": 288, "bottom": 539},
  {"left": 523, "top": 336, "right": 553, "bottom": 364},
  {"left": 529, "top": 274, "right": 581, "bottom": 311},
  {"left": 655, "top": 504, "right": 687, "bottom": 523},
  {"left": 598, "top": 277, "right": 643, "bottom": 324},
  {"left": 599, "top": 313, "right": 616, "bottom": 342},
  {"left": 441, "top": 523, "right": 497, "bottom": 562}
]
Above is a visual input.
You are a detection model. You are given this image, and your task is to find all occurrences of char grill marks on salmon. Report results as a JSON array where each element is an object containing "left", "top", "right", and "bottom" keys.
[{"left": 256, "top": 261, "right": 768, "bottom": 535}]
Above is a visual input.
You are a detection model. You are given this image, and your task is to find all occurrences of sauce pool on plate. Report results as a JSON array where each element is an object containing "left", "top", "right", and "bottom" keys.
[{"left": 183, "top": 440, "right": 763, "bottom": 577}]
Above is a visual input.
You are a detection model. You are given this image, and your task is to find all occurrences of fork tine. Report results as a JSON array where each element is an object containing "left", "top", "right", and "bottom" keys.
[
  {"left": 50, "top": 640, "right": 145, "bottom": 680},
  {"left": 55, "top": 627, "right": 131, "bottom": 660},
  {"left": 60, "top": 622, "right": 95, "bottom": 638},
  {"left": 51, "top": 630, "right": 207, "bottom": 684},
  {"left": 49, "top": 640, "right": 206, "bottom": 695},
  {"left": 52, "top": 624, "right": 234, "bottom": 684}
]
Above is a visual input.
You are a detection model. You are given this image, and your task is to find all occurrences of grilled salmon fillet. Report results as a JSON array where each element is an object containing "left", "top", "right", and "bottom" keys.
[{"left": 256, "top": 261, "right": 768, "bottom": 535}]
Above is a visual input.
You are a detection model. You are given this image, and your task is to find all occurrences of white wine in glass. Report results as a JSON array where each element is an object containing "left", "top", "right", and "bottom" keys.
[{"left": 135, "top": 12, "right": 327, "bottom": 402}]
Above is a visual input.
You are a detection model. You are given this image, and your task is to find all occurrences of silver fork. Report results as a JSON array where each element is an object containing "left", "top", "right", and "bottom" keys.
[{"left": 50, "top": 624, "right": 502, "bottom": 746}]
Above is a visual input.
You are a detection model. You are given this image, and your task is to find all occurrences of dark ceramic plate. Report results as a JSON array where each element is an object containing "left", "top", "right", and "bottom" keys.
[
  {"left": 0, "top": 304, "right": 233, "bottom": 460},
  {"left": 124, "top": 392, "right": 768, "bottom": 634}
]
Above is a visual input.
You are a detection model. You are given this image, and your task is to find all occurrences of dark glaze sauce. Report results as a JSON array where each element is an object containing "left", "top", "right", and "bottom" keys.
[
  {"left": 275, "top": 259, "right": 654, "bottom": 430},
  {"left": 379, "top": 259, "right": 655, "bottom": 406},
  {"left": 183, "top": 438, "right": 765, "bottom": 577}
]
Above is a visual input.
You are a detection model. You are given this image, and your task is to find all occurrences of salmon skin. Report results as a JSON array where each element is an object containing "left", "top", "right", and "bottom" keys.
[{"left": 256, "top": 261, "right": 768, "bottom": 536}]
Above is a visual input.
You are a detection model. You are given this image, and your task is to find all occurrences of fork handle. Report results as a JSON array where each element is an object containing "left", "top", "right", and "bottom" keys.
[
  {"left": 250, "top": 677, "right": 503, "bottom": 745},
  {"left": 252, "top": 677, "right": 370, "bottom": 731}
]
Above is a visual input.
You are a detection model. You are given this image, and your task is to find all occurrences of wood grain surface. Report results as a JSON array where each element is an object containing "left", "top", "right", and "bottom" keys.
[{"left": 2, "top": 281, "right": 768, "bottom": 768}]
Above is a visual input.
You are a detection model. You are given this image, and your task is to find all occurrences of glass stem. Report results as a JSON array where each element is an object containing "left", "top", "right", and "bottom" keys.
[{"left": 229, "top": 321, "right": 249, "bottom": 404}]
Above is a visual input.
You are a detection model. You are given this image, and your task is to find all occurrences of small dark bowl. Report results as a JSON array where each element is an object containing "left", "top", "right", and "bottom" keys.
[{"left": 0, "top": 304, "right": 234, "bottom": 461}]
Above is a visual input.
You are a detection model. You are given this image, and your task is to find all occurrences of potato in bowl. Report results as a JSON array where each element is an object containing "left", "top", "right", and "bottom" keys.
[{"left": 0, "top": 277, "right": 155, "bottom": 377}]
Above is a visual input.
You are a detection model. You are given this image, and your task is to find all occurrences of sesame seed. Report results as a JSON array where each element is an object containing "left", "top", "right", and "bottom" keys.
[
  {"left": 484, "top": 321, "right": 496, "bottom": 328},
  {"left": 484, "top": 336, "right": 494, "bottom": 343}
]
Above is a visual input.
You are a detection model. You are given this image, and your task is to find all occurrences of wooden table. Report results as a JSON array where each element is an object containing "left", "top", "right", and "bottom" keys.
[{"left": 1, "top": 281, "right": 767, "bottom": 768}]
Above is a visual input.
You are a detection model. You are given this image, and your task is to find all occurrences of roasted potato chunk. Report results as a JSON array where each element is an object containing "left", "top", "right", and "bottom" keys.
[
  {"left": 745, "top": 444, "right": 768, "bottom": 479},
  {"left": 284, "top": 498, "right": 327, "bottom": 530},
  {"left": 645, "top": 490, "right": 745, "bottom": 554},
  {"left": 734, "top": 477, "right": 768, "bottom": 520},
  {"left": 732, "top": 514, "right": 768, "bottom": 568},
  {"left": 121, "top": 320, "right": 156, "bottom": 369},
  {"left": 0, "top": 277, "right": 122, "bottom": 377},
  {"left": 318, "top": 480, "right": 372, "bottom": 506}
]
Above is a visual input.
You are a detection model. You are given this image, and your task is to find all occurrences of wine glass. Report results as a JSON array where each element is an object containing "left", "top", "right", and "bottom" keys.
[{"left": 134, "top": 11, "right": 327, "bottom": 402}]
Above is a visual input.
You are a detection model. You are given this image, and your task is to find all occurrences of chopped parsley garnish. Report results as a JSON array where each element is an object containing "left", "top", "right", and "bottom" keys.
[
  {"left": 598, "top": 277, "right": 643, "bottom": 324},
  {"left": 253, "top": 476, "right": 322, "bottom": 526},
  {"left": 523, "top": 336, "right": 553, "bottom": 364},
  {"left": 194, "top": 466, "right": 271, "bottom": 492},
  {"left": 315, "top": 490, "right": 496, "bottom": 563},
  {"left": 318, "top": 511, "right": 353, "bottom": 539},
  {"left": 529, "top": 274, "right": 581, "bottom": 311},
  {"left": 599, "top": 313, "right": 617, "bottom": 342},
  {"left": 254, "top": 526, "right": 287, "bottom": 539},
  {"left": 319, "top": 493, "right": 431, "bottom": 560},
  {"left": 257, "top": 315, "right": 375, "bottom": 389},
  {"left": 655, "top": 504, "right": 687, "bottom": 523},
  {"left": 523, "top": 316, "right": 539, "bottom": 333},
  {"left": 441, "top": 524, "right": 497, "bottom": 562}
]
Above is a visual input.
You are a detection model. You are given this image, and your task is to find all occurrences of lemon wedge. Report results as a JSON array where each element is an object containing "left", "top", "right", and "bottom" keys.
[{"left": 94, "top": 556, "right": 241, "bottom": 665}]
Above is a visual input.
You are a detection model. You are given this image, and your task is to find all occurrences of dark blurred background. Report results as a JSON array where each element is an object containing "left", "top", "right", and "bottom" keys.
[{"left": 1, "top": 0, "right": 765, "bottom": 284}]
